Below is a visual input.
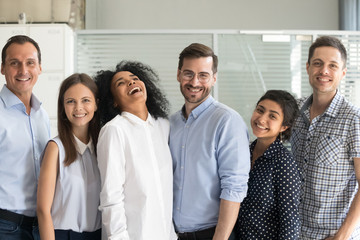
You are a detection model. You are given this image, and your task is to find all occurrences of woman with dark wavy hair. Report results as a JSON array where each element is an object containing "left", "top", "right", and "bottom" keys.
[{"left": 95, "top": 61, "right": 176, "bottom": 239}]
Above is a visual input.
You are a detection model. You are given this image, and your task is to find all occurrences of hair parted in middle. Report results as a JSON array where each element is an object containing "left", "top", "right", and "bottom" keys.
[
  {"left": 57, "top": 73, "right": 100, "bottom": 166},
  {"left": 94, "top": 60, "right": 170, "bottom": 126}
]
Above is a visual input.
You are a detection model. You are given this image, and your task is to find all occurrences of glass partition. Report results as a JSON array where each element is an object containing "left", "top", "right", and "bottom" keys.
[{"left": 76, "top": 30, "right": 360, "bottom": 139}]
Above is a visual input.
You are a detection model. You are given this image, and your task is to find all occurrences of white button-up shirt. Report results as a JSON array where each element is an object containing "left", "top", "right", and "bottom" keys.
[{"left": 97, "top": 112, "right": 176, "bottom": 240}]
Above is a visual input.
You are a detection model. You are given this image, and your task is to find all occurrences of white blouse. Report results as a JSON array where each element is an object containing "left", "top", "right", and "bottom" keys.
[
  {"left": 97, "top": 112, "right": 176, "bottom": 240},
  {"left": 50, "top": 136, "right": 101, "bottom": 232}
]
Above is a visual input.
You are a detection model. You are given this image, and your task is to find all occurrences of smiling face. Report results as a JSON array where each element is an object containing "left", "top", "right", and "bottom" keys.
[
  {"left": 306, "top": 46, "right": 346, "bottom": 98},
  {"left": 64, "top": 83, "right": 97, "bottom": 130},
  {"left": 177, "top": 57, "right": 216, "bottom": 109},
  {"left": 251, "top": 99, "right": 288, "bottom": 145},
  {"left": 111, "top": 71, "right": 147, "bottom": 111},
  {"left": 1, "top": 42, "right": 42, "bottom": 100}
]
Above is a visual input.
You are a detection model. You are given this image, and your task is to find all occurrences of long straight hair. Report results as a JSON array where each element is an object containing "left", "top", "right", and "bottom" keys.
[{"left": 57, "top": 73, "right": 100, "bottom": 166}]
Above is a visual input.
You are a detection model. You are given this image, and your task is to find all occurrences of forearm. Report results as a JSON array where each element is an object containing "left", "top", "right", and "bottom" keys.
[
  {"left": 37, "top": 209, "right": 55, "bottom": 240},
  {"left": 331, "top": 190, "right": 360, "bottom": 240},
  {"left": 213, "top": 199, "right": 240, "bottom": 240}
]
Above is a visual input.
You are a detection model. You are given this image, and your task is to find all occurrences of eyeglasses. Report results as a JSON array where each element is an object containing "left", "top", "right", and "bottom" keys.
[{"left": 179, "top": 70, "right": 212, "bottom": 83}]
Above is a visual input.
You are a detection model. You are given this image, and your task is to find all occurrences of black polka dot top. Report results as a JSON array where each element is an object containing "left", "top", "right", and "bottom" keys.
[{"left": 236, "top": 138, "right": 301, "bottom": 240}]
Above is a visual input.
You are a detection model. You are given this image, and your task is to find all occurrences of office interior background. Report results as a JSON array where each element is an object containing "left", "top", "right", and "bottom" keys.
[{"left": 0, "top": 0, "right": 359, "bottom": 139}]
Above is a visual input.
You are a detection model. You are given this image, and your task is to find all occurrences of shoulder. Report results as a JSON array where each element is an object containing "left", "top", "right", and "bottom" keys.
[
  {"left": 170, "top": 110, "right": 182, "bottom": 123},
  {"left": 297, "top": 96, "right": 309, "bottom": 108},
  {"left": 101, "top": 114, "right": 124, "bottom": 130},
  {"left": 338, "top": 96, "right": 360, "bottom": 118},
  {"left": 43, "top": 140, "right": 60, "bottom": 161},
  {"left": 211, "top": 102, "right": 247, "bottom": 130},
  {"left": 273, "top": 144, "right": 298, "bottom": 169},
  {"left": 99, "top": 115, "right": 130, "bottom": 141},
  {"left": 155, "top": 116, "right": 169, "bottom": 125},
  {"left": 209, "top": 101, "right": 244, "bottom": 122},
  {"left": 155, "top": 116, "right": 170, "bottom": 128}
]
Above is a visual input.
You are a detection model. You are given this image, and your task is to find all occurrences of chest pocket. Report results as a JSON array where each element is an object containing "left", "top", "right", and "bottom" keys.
[{"left": 315, "top": 135, "right": 343, "bottom": 166}]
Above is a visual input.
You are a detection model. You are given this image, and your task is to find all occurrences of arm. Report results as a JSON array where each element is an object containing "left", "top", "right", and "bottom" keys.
[
  {"left": 215, "top": 113, "right": 250, "bottom": 239},
  {"left": 213, "top": 199, "right": 240, "bottom": 240},
  {"left": 275, "top": 154, "right": 301, "bottom": 240},
  {"left": 97, "top": 124, "right": 129, "bottom": 239},
  {"left": 325, "top": 157, "right": 360, "bottom": 240},
  {"left": 37, "top": 141, "right": 59, "bottom": 240}
]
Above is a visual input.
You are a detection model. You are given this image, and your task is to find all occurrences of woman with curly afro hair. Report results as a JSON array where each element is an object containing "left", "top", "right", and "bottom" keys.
[{"left": 95, "top": 61, "right": 176, "bottom": 239}]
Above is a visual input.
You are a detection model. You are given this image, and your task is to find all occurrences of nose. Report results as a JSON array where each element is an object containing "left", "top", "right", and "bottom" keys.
[
  {"left": 18, "top": 62, "right": 28, "bottom": 75},
  {"left": 320, "top": 65, "right": 329, "bottom": 75},
  {"left": 258, "top": 114, "right": 266, "bottom": 123},
  {"left": 188, "top": 74, "right": 200, "bottom": 85},
  {"left": 127, "top": 80, "right": 136, "bottom": 86},
  {"left": 75, "top": 101, "right": 83, "bottom": 111}
]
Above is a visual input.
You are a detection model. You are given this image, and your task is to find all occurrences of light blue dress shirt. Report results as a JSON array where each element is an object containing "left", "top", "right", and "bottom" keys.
[
  {"left": 0, "top": 85, "right": 50, "bottom": 217},
  {"left": 170, "top": 96, "right": 250, "bottom": 233}
]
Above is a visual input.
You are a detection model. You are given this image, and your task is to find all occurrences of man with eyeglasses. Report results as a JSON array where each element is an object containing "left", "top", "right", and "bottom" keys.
[{"left": 169, "top": 43, "right": 250, "bottom": 240}]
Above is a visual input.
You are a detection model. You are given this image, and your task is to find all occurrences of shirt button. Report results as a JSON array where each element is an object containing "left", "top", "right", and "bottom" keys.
[{"left": 304, "top": 158, "right": 307, "bottom": 163}]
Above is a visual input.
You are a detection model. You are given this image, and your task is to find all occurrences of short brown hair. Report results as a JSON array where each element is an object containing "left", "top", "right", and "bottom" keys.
[
  {"left": 308, "top": 36, "right": 347, "bottom": 68},
  {"left": 1, "top": 35, "right": 41, "bottom": 65},
  {"left": 178, "top": 43, "right": 218, "bottom": 73}
]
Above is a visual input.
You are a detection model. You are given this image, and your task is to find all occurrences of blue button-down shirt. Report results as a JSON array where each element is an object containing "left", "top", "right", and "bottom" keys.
[
  {"left": 0, "top": 85, "right": 50, "bottom": 217},
  {"left": 170, "top": 96, "right": 250, "bottom": 233}
]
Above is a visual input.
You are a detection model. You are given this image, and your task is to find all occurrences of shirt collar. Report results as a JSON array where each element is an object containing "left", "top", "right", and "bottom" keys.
[
  {"left": 74, "top": 135, "right": 94, "bottom": 155},
  {"left": 0, "top": 84, "right": 41, "bottom": 111},
  {"left": 121, "top": 111, "right": 155, "bottom": 126},
  {"left": 182, "top": 95, "right": 215, "bottom": 120},
  {"left": 301, "top": 90, "right": 342, "bottom": 119}
]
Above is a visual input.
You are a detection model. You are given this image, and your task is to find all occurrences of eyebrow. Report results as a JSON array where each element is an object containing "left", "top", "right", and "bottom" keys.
[
  {"left": 8, "top": 57, "right": 37, "bottom": 62},
  {"left": 64, "top": 96, "right": 92, "bottom": 101},
  {"left": 311, "top": 58, "right": 340, "bottom": 64},
  {"left": 183, "top": 69, "right": 210, "bottom": 74},
  {"left": 113, "top": 74, "right": 137, "bottom": 84},
  {"left": 257, "top": 104, "right": 281, "bottom": 116}
]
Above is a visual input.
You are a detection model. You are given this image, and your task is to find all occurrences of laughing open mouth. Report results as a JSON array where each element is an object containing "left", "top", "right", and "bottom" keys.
[{"left": 128, "top": 87, "right": 141, "bottom": 95}]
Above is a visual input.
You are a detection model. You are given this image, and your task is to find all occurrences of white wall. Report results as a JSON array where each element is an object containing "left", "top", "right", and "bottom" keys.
[
  {"left": 0, "top": 0, "right": 71, "bottom": 23},
  {"left": 86, "top": 0, "right": 339, "bottom": 30}
]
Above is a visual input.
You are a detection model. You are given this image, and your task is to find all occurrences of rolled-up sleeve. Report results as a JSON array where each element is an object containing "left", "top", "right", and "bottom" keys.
[{"left": 217, "top": 112, "right": 250, "bottom": 203}]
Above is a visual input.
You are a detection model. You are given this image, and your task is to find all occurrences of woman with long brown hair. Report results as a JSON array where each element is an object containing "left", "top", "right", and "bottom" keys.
[{"left": 37, "top": 73, "right": 101, "bottom": 240}]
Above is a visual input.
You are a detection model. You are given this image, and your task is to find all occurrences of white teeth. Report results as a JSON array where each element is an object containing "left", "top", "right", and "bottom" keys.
[
  {"left": 17, "top": 78, "right": 29, "bottom": 81},
  {"left": 257, "top": 124, "right": 266, "bottom": 129},
  {"left": 74, "top": 114, "right": 86, "bottom": 118},
  {"left": 318, "top": 77, "right": 330, "bottom": 82},
  {"left": 129, "top": 87, "right": 140, "bottom": 95},
  {"left": 189, "top": 88, "right": 201, "bottom": 93}
]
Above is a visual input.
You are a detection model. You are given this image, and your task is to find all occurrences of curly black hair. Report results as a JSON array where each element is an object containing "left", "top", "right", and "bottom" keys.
[{"left": 94, "top": 60, "right": 169, "bottom": 126}]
